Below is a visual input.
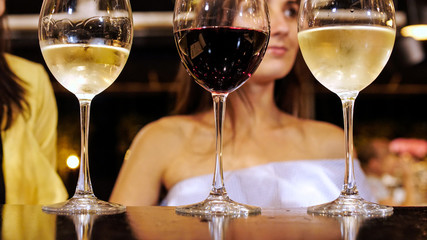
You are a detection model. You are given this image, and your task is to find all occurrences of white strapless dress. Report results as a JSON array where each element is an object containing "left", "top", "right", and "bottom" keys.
[{"left": 161, "top": 159, "right": 376, "bottom": 208}]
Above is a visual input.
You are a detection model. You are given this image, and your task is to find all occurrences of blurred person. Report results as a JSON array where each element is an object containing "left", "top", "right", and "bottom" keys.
[
  {"left": 389, "top": 138, "right": 427, "bottom": 205},
  {"left": 0, "top": 0, "right": 67, "bottom": 204},
  {"left": 358, "top": 138, "right": 418, "bottom": 206},
  {"left": 110, "top": 0, "right": 375, "bottom": 207},
  {"left": 389, "top": 138, "right": 427, "bottom": 159}
]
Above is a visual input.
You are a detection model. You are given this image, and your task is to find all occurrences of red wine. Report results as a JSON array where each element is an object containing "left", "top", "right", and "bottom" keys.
[{"left": 175, "top": 26, "right": 269, "bottom": 94}]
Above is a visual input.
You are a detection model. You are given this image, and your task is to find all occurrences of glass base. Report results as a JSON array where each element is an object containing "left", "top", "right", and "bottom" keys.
[
  {"left": 42, "top": 195, "right": 126, "bottom": 215},
  {"left": 175, "top": 194, "right": 261, "bottom": 217},
  {"left": 307, "top": 193, "right": 393, "bottom": 217}
]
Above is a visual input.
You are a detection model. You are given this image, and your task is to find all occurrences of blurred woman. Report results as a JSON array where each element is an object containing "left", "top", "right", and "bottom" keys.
[
  {"left": 0, "top": 0, "right": 67, "bottom": 204},
  {"left": 110, "top": 0, "right": 374, "bottom": 207}
]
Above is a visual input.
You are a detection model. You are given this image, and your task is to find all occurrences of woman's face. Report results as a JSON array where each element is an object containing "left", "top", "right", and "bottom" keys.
[{"left": 249, "top": 0, "right": 299, "bottom": 85}]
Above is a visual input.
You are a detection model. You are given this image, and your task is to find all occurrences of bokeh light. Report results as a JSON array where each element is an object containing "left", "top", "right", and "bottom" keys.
[{"left": 66, "top": 155, "right": 80, "bottom": 169}]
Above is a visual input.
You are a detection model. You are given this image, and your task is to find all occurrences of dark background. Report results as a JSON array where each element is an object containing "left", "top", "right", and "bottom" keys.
[{"left": 5, "top": 0, "right": 427, "bottom": 200}]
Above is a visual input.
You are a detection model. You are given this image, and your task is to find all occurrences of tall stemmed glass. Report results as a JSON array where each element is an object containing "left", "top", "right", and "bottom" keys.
[
  {"left": 173, "top": 0, "right": 270, "bottom": 216},
  {"left": 298, "top": 0, "right": 396, "bottom": 216},
  {"left": 39, "top": 0, "right": 133, "bottom": 214}
]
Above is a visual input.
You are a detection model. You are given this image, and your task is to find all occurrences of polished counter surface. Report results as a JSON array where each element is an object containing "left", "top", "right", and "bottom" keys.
[{"left": 1, "top": 205, "right": 426, "bottom": 239}]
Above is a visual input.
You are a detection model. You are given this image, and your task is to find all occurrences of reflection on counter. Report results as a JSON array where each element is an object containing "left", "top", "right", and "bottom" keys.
[
  {"left": 0, "top": 205, "right": 425, "bottom": 239},
  {"left": 68, "top": 214, "right": 96, "bottom": 240},
  {"left": 1, "top": 205, "right": 56, "bottom": 240}
]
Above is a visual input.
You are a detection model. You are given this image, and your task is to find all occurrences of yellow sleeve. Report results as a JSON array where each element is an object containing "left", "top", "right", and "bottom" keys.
[
  {"left": 2, "top": 54, "right": 68, "bottom": 204},
  {"left": 31, "top": 63, "right": 58, "bottom": 168}
]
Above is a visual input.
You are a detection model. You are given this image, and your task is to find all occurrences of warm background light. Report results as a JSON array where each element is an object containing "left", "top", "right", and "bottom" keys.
[
  {"left": 401, "top": 24, "right": 427, "bottom": 41},
  {"left": 66, "top": 155, "right": 80, "bottom": 169}
]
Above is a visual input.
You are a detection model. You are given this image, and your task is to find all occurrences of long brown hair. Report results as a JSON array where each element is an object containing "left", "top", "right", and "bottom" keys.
[
  {"left": 172, "top": 50, "right": 315, "bottom": 119},
  {"left": 0, "top": 13, "right": 28, "bottom": 130}
]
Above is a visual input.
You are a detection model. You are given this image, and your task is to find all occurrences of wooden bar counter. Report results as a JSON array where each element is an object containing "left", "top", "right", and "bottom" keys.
[{"left": 0, "top": 205, "right": 426, "bottom": 239}]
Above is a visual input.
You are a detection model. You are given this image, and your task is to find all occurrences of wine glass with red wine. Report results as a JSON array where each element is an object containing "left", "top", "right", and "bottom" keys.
[{"left": 173, "top": 0, "right": 270, "bottom": 216}]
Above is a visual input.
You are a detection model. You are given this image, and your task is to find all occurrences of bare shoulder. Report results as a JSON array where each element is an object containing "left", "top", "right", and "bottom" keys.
[
  {"left": 297, "top": 117, "right": 345, "bottom": 158},
  {"left": 129, "top": 114, "right": 208, "bottom": 159},
  {"left": 131, "top": 115, "right": 194, "bottom": 151},
  {"left": 110, "top": 114, "right": 202, "bottom": 205},
  {"left": 136, "top": 115, "right": 188, "bottom": 139},
  {"left": 301, "top": 118, "right": 343, "bottom": 138},
  {"left": 135, "top": 114, "right": 206, "bottom": 138}
]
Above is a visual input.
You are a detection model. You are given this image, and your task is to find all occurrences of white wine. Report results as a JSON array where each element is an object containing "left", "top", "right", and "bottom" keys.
[
  {"left": 298, "top": 26, "right": 395, "bottom": 94},
  {"left": 41, "top": 44, "right": 130, "bottom": 99}
]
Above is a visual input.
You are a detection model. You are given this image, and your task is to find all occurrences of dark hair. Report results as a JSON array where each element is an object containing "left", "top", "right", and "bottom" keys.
[
  {"left": 0, "top": 13, "right": 28, "bottom": 130},
  {"left": 172, "top": 50, "right": 315, "bottom": 119}
]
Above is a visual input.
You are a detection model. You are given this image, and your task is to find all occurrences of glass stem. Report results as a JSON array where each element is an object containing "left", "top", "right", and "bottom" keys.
[
  {"left": 340, "top": 93, "right": 358, "bottom": 196},
  {"left": 211, "top": 93, "right": 228, "bottom": 196},
  {"left": 74, "top": 99, "right": 95, "bottom": 198}
]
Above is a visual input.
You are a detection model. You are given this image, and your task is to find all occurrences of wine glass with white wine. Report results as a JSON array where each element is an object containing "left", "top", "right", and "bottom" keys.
[
  {"left": 298, "top": 0, "right": 396, "bottom": 216},
  {"left": 39, "top": 0, "right": 133, "bottom": 214}
]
